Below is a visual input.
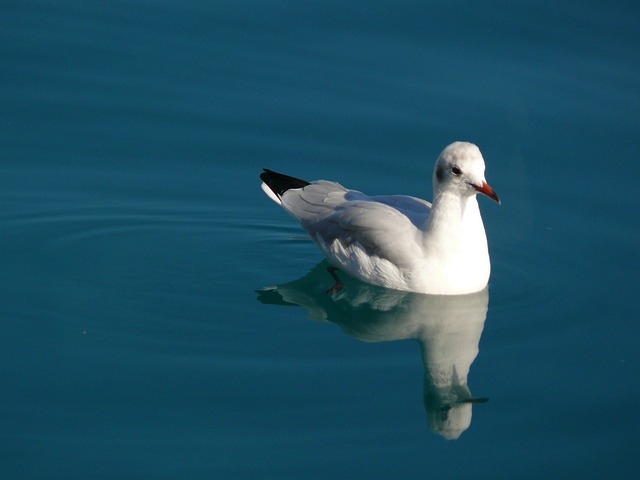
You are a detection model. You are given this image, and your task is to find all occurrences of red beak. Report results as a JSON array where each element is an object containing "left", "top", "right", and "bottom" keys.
[{"left": 471, "top": 181, "right": 501, "bottom": 204}]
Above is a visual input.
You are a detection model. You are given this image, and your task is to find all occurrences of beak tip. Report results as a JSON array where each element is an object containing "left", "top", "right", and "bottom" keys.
[{"left": 472, "top": 181, "right": 501, "bottom": 205}]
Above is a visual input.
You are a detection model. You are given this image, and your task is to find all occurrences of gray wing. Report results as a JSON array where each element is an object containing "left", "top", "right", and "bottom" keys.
[{"left": 280, "top": 181, "right": 431, "bottom": 267}]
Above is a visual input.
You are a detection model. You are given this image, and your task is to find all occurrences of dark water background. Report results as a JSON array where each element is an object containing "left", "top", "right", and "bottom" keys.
[{"left": 2, "top": 1, "right": 639, "bottom": 478}]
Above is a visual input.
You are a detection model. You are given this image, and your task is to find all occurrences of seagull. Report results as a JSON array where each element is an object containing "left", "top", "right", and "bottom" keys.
[{"left": 260, "top": 141, "right": 500, "bottom": 295}]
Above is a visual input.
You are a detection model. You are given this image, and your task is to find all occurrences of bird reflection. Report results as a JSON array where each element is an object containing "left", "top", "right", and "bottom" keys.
[{"left": 256, "top": 262, "right": 489, "bottom": 440}]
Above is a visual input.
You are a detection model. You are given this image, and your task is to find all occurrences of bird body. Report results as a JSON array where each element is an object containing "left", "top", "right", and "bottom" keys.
[{"left": 260, "top": 142, "right": 499, "bottom": 295}]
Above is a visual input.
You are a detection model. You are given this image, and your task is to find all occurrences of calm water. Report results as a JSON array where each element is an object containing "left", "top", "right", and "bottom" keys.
[{"left": 2, "top": 1, "right": 639, "bottom": 478}]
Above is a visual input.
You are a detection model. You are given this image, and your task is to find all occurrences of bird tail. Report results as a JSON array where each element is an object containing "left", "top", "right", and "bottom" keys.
[{"left": 260, "top": 169, "right": 310, "bottom": 204}]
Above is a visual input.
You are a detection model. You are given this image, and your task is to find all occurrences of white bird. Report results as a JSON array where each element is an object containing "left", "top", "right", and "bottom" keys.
[{"left": 260, "top": 141, "right": 500, "bottom": 295}]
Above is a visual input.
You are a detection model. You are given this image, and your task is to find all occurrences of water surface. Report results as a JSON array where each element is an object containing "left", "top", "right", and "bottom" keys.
[{"left": 2, "top": 1, "right": 639, "bottom": 478}]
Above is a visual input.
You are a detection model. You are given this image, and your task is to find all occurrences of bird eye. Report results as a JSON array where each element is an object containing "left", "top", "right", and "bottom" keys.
[{"left": 451, "top": 166, "right": 461, "bottom": 176}]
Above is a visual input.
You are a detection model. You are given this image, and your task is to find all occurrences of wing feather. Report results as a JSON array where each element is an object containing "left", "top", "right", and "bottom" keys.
[{"left": 279, "top": 181, "right": 431, "bottom": 268}]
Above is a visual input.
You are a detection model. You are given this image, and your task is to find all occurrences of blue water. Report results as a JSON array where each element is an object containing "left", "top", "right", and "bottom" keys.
[{"left": 2, "top": 1, "right": 639, "bottom": 478}]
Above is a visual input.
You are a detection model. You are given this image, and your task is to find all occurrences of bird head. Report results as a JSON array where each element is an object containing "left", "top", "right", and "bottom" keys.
[{"left": 433, "top": 142, "right": 500, "bottom": 204}]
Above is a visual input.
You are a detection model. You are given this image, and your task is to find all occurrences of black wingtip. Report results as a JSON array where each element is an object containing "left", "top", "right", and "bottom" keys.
[{"left": 260, "top": 169, "right": 310, "bottom": 197}]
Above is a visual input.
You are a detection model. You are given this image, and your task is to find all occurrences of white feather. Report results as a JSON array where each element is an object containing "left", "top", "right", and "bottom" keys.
[{"left": 261, "top": 182, "right": 281, "bottom": 205}]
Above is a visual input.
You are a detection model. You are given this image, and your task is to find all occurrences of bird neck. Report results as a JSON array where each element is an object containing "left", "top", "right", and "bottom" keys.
[{"left": 425, "top": 191, "right": 484, "bottom": 249}]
